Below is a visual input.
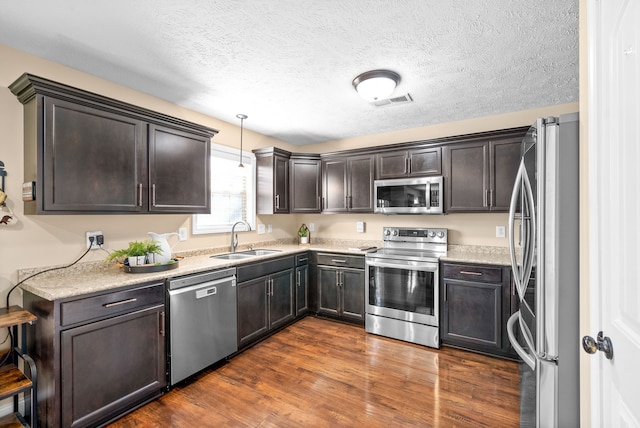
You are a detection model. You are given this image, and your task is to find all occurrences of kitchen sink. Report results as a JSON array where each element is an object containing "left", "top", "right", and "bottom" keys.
[
  {"left": 238, "top": 249, "right": 281, "bottom": 256},
  {"left": 210, "top": 249, "right": 281, "bottom": 260}
]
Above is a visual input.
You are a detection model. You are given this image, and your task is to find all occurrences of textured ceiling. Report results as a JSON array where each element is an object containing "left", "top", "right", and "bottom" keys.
[{"left": 0, "top": 0, "right": 579, "bottom": 145}]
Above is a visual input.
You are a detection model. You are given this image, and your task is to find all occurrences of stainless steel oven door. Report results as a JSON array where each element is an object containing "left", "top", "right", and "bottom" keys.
[{"left": 365, "top": 257, "right": 439, "bottom": 326}]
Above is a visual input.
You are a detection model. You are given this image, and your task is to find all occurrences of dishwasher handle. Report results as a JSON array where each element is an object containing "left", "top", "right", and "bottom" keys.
[{"left": 168, "top": 276, "right": 236, "bottom": 297}]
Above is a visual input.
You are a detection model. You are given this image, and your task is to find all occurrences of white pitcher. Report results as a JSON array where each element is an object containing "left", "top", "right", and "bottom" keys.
[{"left": 148, "top": 232, "right": 179, "bottom": 263}]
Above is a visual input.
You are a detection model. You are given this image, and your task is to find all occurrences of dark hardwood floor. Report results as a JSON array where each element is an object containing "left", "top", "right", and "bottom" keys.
[{"left": 108, "top": 317, "right": 520, "bottom": 427}]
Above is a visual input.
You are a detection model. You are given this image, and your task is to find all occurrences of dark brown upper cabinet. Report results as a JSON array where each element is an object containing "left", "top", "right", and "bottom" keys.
[
  {"left": 321, "top": 154, "right": 374, "bottom": 213},
  {"left": 289, "top": 154, "right": 321, "bottom": 213},
  {"left": 443, "top": 130, "right": 525, "bottom": 213},
  {"left": 255, "top": 147, "right": 290, "bottom": 214},
  {"left": 376, "top": 147, "right": 442, "bottom": 179},
  {"left": 9, "top": 73, "right": 218, "bottom": 214}
]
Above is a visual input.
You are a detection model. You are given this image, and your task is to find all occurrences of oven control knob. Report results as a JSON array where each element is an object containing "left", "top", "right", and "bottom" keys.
[
  {"left": 384, "top": 229, "right": 391, "bottom": 236},
  {"left": 392, "top": 230, "right": 398, "bottom": 236},
  {"left": 429, "top": 231, "right": 436, "bottom": 237},
  {"left": 437, "top": 231, "right": 445, "bottom": 238}
]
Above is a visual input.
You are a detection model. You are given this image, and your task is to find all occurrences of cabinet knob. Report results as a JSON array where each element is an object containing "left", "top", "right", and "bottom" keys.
[{"left": 582, "top": 331, "right": 613, "bottom": 359}]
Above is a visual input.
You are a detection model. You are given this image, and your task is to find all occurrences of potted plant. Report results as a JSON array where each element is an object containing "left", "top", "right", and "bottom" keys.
[
  {"left": 105, "top": 240, "right": 162, "bottom": 266},
  {"left": 298, "top": 224, "right": 310, "bottom": 245}
]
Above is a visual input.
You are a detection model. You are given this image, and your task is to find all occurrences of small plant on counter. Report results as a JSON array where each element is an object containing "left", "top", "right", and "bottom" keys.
[
  {"left": 298, "top": 224, "right": 310, "bottom": 244},
  {"left": 105, "top": 240, "right": 162, "bottom": 263}
]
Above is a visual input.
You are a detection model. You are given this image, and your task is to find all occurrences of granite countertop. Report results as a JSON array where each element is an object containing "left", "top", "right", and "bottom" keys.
[
  {"left": 18, "top": 240, "right": 513, "bottom": 301},
  {"left": 17, "top": 239, "right": 382, "bottom": 301},
  {"left": 441, "top": 245, "right": 513, "bottom": 266}
]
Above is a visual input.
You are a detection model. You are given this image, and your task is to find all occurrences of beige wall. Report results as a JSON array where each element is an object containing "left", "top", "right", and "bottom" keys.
[{"left": 0, "top": 44, "right": 579, "bottom": 313}]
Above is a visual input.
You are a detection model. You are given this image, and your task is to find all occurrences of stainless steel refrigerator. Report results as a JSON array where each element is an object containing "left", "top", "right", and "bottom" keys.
[{"left": 507, "top": 113, "right": 580, "bottom": 427}]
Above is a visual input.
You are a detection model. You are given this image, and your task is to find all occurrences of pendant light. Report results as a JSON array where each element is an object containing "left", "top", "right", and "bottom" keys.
[
  {"left": 352, "top": 70, "right": 400, "bottom": 102},
  {"left": 236, "top": 114, "right": 248, "bottom": 168}
]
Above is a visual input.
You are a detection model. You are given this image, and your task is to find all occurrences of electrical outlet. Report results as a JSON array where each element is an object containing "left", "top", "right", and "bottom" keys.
[
  {"left": 257, "top": 224, "right": 266, "bottom": 234},
  {"left": 86, "top": 231, "right": 103, "bottom": 250},
  {"left": 356, "top": 221, "right": 365, "bottom": 233},
  {"left": 496, "top": 226, "right": 506, "bottom": 238},
  {"left": 308, "top": 223, "right": 315, "bottom": 232},
  {"left": 178, "top": 227, "right": 187, "bottom": 241},
  {"left": 267, "top": 224, "right": 273, "bottom": 233}
]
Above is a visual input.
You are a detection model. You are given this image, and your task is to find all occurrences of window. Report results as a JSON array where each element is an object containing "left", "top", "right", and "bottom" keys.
[{"left": 192, "top": 143, "right": 256, "bottom": 234}]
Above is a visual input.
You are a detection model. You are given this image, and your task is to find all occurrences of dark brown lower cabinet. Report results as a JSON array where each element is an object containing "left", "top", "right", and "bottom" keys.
[
  {"left": 295, "top": 253, "right": 309, "bottom": 317},
  {"left": 61, "top": 306, "right": 165, "bottom": 427},
  {"left": 441, "top": 262, "right": 515, "bottom": 358},
  {"left": 23, "top": 281, "right": 166, "bottom": 428},
  {"left": 237, "top": 256, "right": 295, "bottom": 349},
  {"left": 314, "top": 253, "right": 365, "bottom": 325}
]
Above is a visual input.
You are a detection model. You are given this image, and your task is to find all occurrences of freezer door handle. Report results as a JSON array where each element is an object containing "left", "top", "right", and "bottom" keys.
[{"left": 507, "top": 311, "right": 536, "bottom": 370}]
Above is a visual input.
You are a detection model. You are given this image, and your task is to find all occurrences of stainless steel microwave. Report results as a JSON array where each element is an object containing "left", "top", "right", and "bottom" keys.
[{"left": 374, "top": 176, "right": 444, "bottom": 214}]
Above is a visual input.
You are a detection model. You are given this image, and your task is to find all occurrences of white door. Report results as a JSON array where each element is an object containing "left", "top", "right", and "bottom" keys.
[{"left": 589, "top": 0, "right": 640, "bottom": 425}]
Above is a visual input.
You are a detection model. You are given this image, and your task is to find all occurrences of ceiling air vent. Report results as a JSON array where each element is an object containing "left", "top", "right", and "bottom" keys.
[{"left": 372, "top": 93, "right": 413, "bottom": 107}]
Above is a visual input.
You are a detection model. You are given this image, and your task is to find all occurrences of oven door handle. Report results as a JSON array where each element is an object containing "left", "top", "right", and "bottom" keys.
[{"left": 365, "top": 259, "right": 438, "bottom": 271}]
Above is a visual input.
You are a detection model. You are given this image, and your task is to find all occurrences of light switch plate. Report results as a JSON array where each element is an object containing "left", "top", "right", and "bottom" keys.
[
  {"left": 308, "top": 223, "right": 315, "bottom": 232},
  {"left": 257, "top": 224, "right": 266, "bottom": 234},
  {"left": 356, "top": 221, "right": 365, "bottom": 233},
  {"left": 267, "top": 224, "right": 273, "bottom": 233},
  {"left": 496, "top": 225, "right": 506, "bottom": 238}
]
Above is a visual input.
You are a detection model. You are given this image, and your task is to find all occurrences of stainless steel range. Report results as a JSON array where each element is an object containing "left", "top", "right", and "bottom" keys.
[{"left": 365, "top": 227, "right": 447, "bottom": 348}]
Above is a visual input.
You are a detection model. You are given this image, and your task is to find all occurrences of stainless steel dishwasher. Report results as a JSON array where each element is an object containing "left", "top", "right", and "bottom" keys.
[{"left": 167, "top": 267, "right": 237, "bottom": 385}]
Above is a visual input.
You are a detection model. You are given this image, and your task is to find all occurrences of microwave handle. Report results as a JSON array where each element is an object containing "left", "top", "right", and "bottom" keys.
[{"left": 425, "top": 181, "right": 431, "bottom": 208}]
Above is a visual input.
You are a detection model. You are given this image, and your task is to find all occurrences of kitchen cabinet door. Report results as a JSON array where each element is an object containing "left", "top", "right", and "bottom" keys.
[
  {"left": 321, "top": 158, "right": 348, "bottom": 212},
  {"left": 444, "top": 136, "right": 523, "bottom": 213},
  {"left": 441, "top": 279, "right": 503, "bottom": 350},
  {"left": 445, "top": 141, "right": 489, "bottom": 212},
  {"left": 290, "top": 156, "right": 321, "bottom": 213},
  {"left": 340, "top": 268, "right": 365, "bottom": 322},
  {"left": 61, "top": 305, "right": 165, "bottom": 428},
  {"left": 321, "top": 154, "right": 374, "bottom": 213},
  {"left": 255, "top": 148, "right": 290, "bottom": 214},
  {"left": 237, "top": 277, "right": 269, "bottom": 347},
  {"left": 347, "top": 154, "right": 375, "bottom": 212},
  {"left": 441, "top": 263, "right": 515, "bottom": 358},
  {"left": 489, "top": 138, "right": 521, "bottom": 211},
  {"left": 317, "top": 266, "right": 340, "bottom": 316},
  {"left": 148, "top": 124, "right": 211, "bottom": 213},
  {"left": 376, "top": 147, "right": 441, "bottom": 179},
  {"left": 269, "top": 268, "right": 295, "bottom": 330},
  {"left": 40, "top": 97, "right": 147, "bottom": 213},
  {"left": 295, "top": 263, "right": 309, "bottom": 317}
]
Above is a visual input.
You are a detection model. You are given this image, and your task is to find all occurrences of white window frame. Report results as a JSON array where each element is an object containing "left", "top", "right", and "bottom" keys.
[{"left": 192, "top": 143, "right": 256, "bottom": 234}]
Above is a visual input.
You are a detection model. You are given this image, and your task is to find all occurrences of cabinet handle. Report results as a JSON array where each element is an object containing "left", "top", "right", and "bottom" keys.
[
  {"left": 298, "top": 257, "right": 308, "bottom": 263},
  {"left": 318, "top": 196, "right": 321, "bottom": 210},
  {"left": 152, "top": 184, "right": 157, "bottom": 207},
  {"left": 406, "top": 157, "right": 410, "bottom": 174},
  {"left": 160, "top": 311, "right": 165, "bottom": 336},
  {"left": 488, "top": 189, "right": 493, "bottom": 207},
  {"left": 483, "top": 189, "right": 488, "bottom": 208},
  {"left": 348, "top": 195, "right": 352, "bottom": 209},
  {"left": 335, "top": 271, "right": 340, "bottom": 287},
  {"left": 444, "top": 283, "right": 447, "bottom": 301},
  {"left": 103, "top": 298, "right": 137, "bottom": 308},
  {"left": 459, "top": 271, "right": 482, "bottom": 276},
  {"left": 275, "top": 194, "right": 280, "bottom": 209},
  {"left": 137, "top": 183, "right": 143, "bottom": 207},
  {"left": 296, "top": 270, "right": 301, "bottom": 287},
  {"left": 332, "top": 259, "right": 347, "bottom": 264},
  {"left": 321, "top": 197, "right": 324, "bottom": 210}
]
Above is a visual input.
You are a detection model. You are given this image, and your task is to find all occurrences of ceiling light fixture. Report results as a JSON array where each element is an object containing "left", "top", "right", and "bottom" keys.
[
  {"left": 236, "top": 113, "right": 248, "bottom": 168},
  {"left": 352, "top": 70, "right": 400, "bottom": 102}
]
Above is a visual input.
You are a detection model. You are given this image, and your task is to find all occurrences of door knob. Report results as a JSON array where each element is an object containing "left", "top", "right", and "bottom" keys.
[{"left": 582, "top": 331, "right": 614, "bottom": 360}]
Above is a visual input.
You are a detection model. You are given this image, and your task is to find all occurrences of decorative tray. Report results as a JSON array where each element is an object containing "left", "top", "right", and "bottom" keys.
[{"left": 122, "top": 258, "right": 180, "bottom": 274}]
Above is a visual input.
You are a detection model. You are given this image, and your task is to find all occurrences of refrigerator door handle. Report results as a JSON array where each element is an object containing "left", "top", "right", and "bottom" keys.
[
  {"left": 520, "top": 164, "right": 536, "bottom": 298},
  {"left": 507, "top": 311, "right": 536, "bottom": 370},
  {"left": 509, "top": 159, "right": 535, "bottom": 301}
]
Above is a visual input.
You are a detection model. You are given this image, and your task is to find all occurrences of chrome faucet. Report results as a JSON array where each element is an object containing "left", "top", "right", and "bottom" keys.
[{"left": 230, "top": 221, "right": 251, "bottom": 253}]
